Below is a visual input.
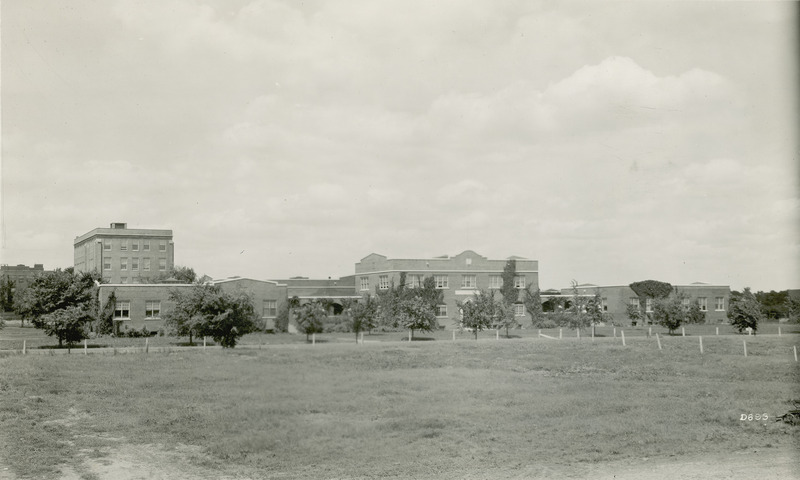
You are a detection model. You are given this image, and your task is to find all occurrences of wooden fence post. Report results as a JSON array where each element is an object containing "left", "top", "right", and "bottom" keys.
[
  {"left": 682, "top": 327, "right": 685, "bottom": 337},
  {"left": 591, "top": 326, "right": 595, "bottom": 340},
  {"left": 656, "top": 333, "right": 662, "bottom": 350},
  {"left": 203, "top": 336, "right": 207, "bottom": 350},
  {"left": 576, "top": 328, "right": 580, "bottom": 340},
  {"left": 496, "top": 330, "right": 499, "bottom": 340},
  {"left": 145, "top": 337, "right": 149, "bottom": 354},
  {"left": 361, "top": 332, "right": 365, "bottom": 344},
  {"left": 559, "top": 328, "right": 562, "bottom": 340},
  {"left": 743, "top": 340, "right": 747, "bottom": 357},
  {"left": 452, "top": 330, "right": 455, "bottom": 342},
  {"left": 794, "top": 346, "right": 797, "bottom": 363},
  {"left": 84, "top": 339, "right": 88, "bottom": 355},
  {"left": 613, "top": 327, "right": 617, "bottom": 338},
  {"left": 699, "top": 336, "right": 703, "bottom": 355},
  {"left": 778, "top": 326, "right": 781, "bottom": 337},
  {"left": 648, "top": 326, "right": 652, "bottom": 338},
  {"left": 621, "top": 330, "right": 626, "bottom": 346},
  {"left": 313, "top": 333, "right": 317, "bottom": 345},
  {"left": 22, "top": 340, "right": 26, "bottom": 355},
  {"left": 716, "top": 326, "right": 719, "bottom": 336}
]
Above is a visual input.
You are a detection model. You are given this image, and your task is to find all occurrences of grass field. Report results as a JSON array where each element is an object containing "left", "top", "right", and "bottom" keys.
[{"left": 1, "top": 331, "right": 799, "bottom": 479}]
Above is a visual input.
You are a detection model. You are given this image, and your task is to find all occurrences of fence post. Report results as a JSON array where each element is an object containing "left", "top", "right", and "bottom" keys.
[
  {"left": 538, "top": 329, "right": 541, "bottom": 337},
  {"left": 145, "top": 337, "right": 149, "bottom": 354},
  {"left": 496, "top": 330, "right": 499, "bottom": 341},
  {"left": 621, "top": 329, "right": 626, "bottom": 346},
  {"left": 452, "top": 330, "right": 455, "bottom": 342},
  {"left": 716, "top": 326, "right": 719, "bottom": 336},
  {"left": 22, "top": 340, "right": 26, "bottom": 355},
  {"left": 203, "top": 336, "right": 207, "bottom": 350},
  {"left": 699, "top": 336, "right": 703, "bottom": 355},
  {"left": 559, "top": 328, "right": 562, "bottom": 340},
  {"left": 682, "top": 327, "right": 686, "bottom": 337},
  {"left": 778, "top": 326, "right": 781, "bottom": 337},
  {"left": 656, "top": 333, "right": 662, "bottom": 350},
  {"left": 743, "top": 340, "right": 747, "bottom": 357},
  {"left": 84, "top": 339, "right": 88, "bottom": 355},
  {"left": 313, "top": 333, "right": 317, "bottom": 345},
  {"left": 613, "top": 327, "right": 617, "bottom": 338},
  {"left": 648, "top": 326, "right": 652, "bottom": 338},
  {"left": 591, "top": 326, "right": 595, "bottom": 340},
  {"left": 794, "top": 346, "right": 797, "bottom": 363},
  {"left": 361, "top": 332, "right": 365, "bottom": 344},
  {"left": 408, "top": 330, "right": 411, "bottom": 342},
  {"left": 577, "top": 328, "right": 580, "bottom": 340}
]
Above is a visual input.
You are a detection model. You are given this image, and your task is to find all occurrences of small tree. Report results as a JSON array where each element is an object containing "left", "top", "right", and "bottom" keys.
[
  {"left": 295, "top": 301, "right": 327, "bottom": 341},
  {"left": 457, "top": 290, "right": 498, "bottom": 340},
  {"left": 522, "top": 285, "right": 545, "bottom": 328},
  {"left": 274, "top": 302, "right": 290, "bottom": 332},
  {"left": 728, "top": 287, "right": 764, "bottom": 334},
  {"left": 149, "top": 265, "right": 198, "bottom": 284},
  {"left": 39, "top": 305, "right": 93, "bottom": 348},
  {"left": 0, "top": 277, "right": 15, "bottom": 313},
  {"left": 685, "top": 299, "right": 706, "bottom": 325},
  {"left": 652, "top": 295, "right": 686, "bottom": 335},
  {"left": 164, "top": 284, "right": 255, "bottom": 347},
  {"left": 629, "top": 280, "right": 672, "bottom": 325},
  {"left": 497, "top": 260, "right": 519, "bottom": 336},
  {"left": 346, "top": 294, "right": 378, "bottom": 341},
  {"left": 785, "top": 296, "right": 800, "bottom": 324},
  {"left": 396, "top": 295, "right": 436, "bottom": 340},
  {"left": 15, "top": 268, "right": 100, "bottom": 335}
]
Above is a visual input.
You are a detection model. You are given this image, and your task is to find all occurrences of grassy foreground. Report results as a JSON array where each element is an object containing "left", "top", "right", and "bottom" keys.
[{"left": 0, "top": 337, "right": 799, "bottom": 479}]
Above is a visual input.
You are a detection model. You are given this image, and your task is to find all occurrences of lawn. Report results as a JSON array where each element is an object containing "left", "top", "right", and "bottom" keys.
[{"left": 0, "top": 334, "right": 798, "bottom": 479}]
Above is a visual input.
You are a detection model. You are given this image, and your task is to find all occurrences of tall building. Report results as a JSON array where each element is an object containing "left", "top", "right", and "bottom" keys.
[
  {"left": 354, "top": 250, "right": 539, "bottom": 329},
  {"left": 0, "top": 263, "right": 47, "bottom": 316},
  {"left": 74, "top": 222, "right": 174, "bottom": 283}
]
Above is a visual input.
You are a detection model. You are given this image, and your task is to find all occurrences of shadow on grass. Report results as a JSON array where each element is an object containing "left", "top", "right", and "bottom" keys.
[
  {"left": 37, "top": 344, "right": 111, "bottom": 349},
  {"left": 405, "top": 337, "right": 436, "bottom": 342}
]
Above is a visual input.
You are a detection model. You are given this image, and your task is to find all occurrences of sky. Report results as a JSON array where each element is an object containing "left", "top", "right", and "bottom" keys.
[{"left": 1, "top": 0, "right": 798, "bottom": 292}]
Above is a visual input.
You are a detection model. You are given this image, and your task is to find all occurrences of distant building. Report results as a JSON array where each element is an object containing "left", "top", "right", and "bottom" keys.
[
  {"left": 1, "top": 263, "right": 47, "bottom": 316},
  {"left": 274, "top": 276, "right": 361, "bottom": 315},
  {"left": 354, "top": 250, "right": 539, "bottom": 329},
  {"left": 74, "top": 222, "right": 174, "bottom": 284},
  {"left": 214, "top": 277, "right": 288, "bottom": 331},
  {"left": 562, "top": 282, "right": 732, "bottom": 326}
]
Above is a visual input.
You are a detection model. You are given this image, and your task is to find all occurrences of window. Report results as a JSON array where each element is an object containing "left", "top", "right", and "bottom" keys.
[
  {"left": 103, "top": 258, "right": 111, "bottom": 270},
  {"left": 159, "top": 258, "right": 167, "bottom": 271},
  {"left": 514, "top": 304, "right": 525, "bottom": 316},
  {"left": 601, "top": 298, "right": 608, "bottom": 311},
  {"left": 131, "top": 241, "right": 139, "bottom": 252},
  {"left": 514, "top": 276, "right": 525, "bottom": 289},
  {"left": 114, "top": 301, "right": 130, "bottom": 319},
  {"left": 143, "top": 258, "right": 151, "bottom": 271},
  {"left": 120, "top": 240, "right": 127, "bottom": 251},
  {"left": 263, "top": 300, "right": 277, "bottom": 318},
  {"left": 435, "top": 275, "right": 449, "bottom": 289},
  {"left": 159, "top": 240, "right": 167, "bottom": 252},
  {"left": 131, "top": 258, "right": 139, "bottom": 271},
  {"left": 436, "top": 305, "right": 447, "bottom": 317},
  {"left": 715, "top": 297, "right": 724, "bottom": 311},
  {"left": 629, "top": 297, "right": 640, "bottom": 308},
  {"left": 645, "top": 298, "right": 653, "bottom": 313},
  {"left": 120, "top": 258, "right": 128, "bottom": 271},
  {"left": 143, "top": 241, "right": 150, "bottom": 252},
  {"left": 103, "top": 240, "right": 111, "bottom": 251},
  {"left": 120, "top": 277, "right": 128, "bottom": 284},
  {"left": 698, "top": 297, "right": 708, "bottom": 311},
  {"left": 407, "top": 274, "right": 423, "bottom": 289},
  {"left": 465, "top": 258, "right": 472, "bottom": 266},
  {"left": 360, "top": 277, "right": 369, "bottom": 291},
  {"left": 379, "top": 275, "right": 390, "bottom": 290},
  {"left": 145, "top": 301, "right": 161, "bottom": 318},
  {"left": 489, "top": 276, "right": 502, "bottom": 289},
  {"left": 461, "top": 275, "right": 476, "bottom": 289}
]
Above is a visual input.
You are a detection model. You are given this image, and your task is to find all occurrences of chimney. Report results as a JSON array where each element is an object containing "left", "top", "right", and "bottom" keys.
[{"left": 110, "top": 222, "right": 127, "bottom": 229}]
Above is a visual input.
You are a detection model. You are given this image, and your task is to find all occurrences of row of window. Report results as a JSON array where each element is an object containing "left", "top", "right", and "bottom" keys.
[
  {"left": 104, "top": 257, "right": 167, "bottom": 272},
  {"left": 436, "top": 304, "right": 527, "bottom": 317},
  {"left": 629, "top": 297, "right": 725, "bottom": 312},
  {"left": 263, "top": 300, "right": 277, "bottom": 318},
  {"left": 113, "top": 301, "right": 161, "bottom": 319},
  {"left": 103, "top": 240, "right": 168, "bottom": 252},
  {"left": 365, "top": 275, "right": 527, "bottom": 291}
]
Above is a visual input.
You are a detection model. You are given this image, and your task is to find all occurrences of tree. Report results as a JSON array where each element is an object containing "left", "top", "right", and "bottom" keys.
[
  {"left": 39, "top": 305, "right": 93, "bottom": 348},
  {"left": 376, "top": 274, "right": 442, "bottom": 337},
  {"left": 629, "top": 280, "right": 673, "bottom": 325},
  {"left": 652, "top": 295, "right": 686, "bottom": 335},
  {"left": 685, "top": 299, "right": 706, "bottom": 325},
  {"left": 785, "top": 296, "right": 800, "bottom": 324},
  {"left": 0, "top": 277, "right": 15, "bottom": 313},
  {"left": 522, "top": 285, "right": 545, "bottom": 328},
  {"left": 755, "top": 290, "right": 789, "bottom": 320},
  {"left": 164, "top": 284, "right": 256, "bottom": 347},
  {"left": 457, "top": 290, "right": 498, "bottom": 340},
  {"left": 15, "top": 268, "right": 100, "bottom": 336},
  {"left": 150, "top": 265, "right": 198, "bottom": 284},
  {"left": 396, "top": 295, "right": 436, "bottom": 339},
  {"left": 728, "top": 287, "right": 764, "bottom": 334},
  {"left": 498, "top": 260, "right": 519, "bottom": 336},
  {"left": 294, "top": 301, "right": 327, "bottom": 341},
  {"left": 345, "top": 294, "right": 378, "bottom": 341}
]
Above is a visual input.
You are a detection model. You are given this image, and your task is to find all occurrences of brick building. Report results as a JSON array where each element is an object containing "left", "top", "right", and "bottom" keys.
[
  {"left": 1, "top": 263, "right": 47, "bottom": 317},
  {"left": 275, "top": 276, "right": 361, "bottom": 315},
  {"left": 74, "top": 223, "right": 174, "bottom": 284},
  {"left": 562, "top": 282, "right": 732, "bottom": 326},
  {"left": 354, "top": 250, "right": 539, "bottom": 329},
  {"left": 213, "top": 277, "right": 288, "bottom": 331}
]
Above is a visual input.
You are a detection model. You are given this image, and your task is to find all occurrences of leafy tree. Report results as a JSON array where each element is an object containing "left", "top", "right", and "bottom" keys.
[
  {"left": 396, "top": 295, "right": 436, "bottom": 339},
  {"left": 15, "top": 268, "right": 100, "bottom": 335},
  {"left": 457, "top": 290, "right": 498, "bottom": 339},
  {"left": 785, "top": 296, "right": 800, "bottom": 324},
  {"left": 39, "top": 305, "right": 93, "bottom": 348},
  {"left": 498, "top": 260, "right": 519, "bottom": 336},
  {"left": 294, "top": 301, "right": 327, "bottom": 341},
  {"left": 652, "top": 295, "right": 686, "bottom": 334},
  {"left": 95, "top": 289, "right": 116, "bottom": 335},
  {"left": 626, "top": 302, "right": 644, "bottom": 326},
  {"left": 754, "top": 290, "right": 788, "bottom": 320},
  {"left": 0, "top": 277, "right": 14, "bottom": 312},
  {"left": 585, "top": 291, "right": 610, "bottom": 326},
  {"left": 628, "top": 280, "right": 672, "bottom": 325},
  {"left": 274, "top": 302, "right": 290, "bottom": 333},
  {"left": 685, "top": 299, "right": 706, "bottom": 325},
  {"left": 522, "top": 285, "right": 545, "bottom": 328},
  {"left": 164, "top": 284, "right": 256, "bottom": 347},
  {"left": 345, "top": 294, "right": 378, "bottom": 341},
  {"left": 728, "top": 287, "right": 764, "bottom": 334}
]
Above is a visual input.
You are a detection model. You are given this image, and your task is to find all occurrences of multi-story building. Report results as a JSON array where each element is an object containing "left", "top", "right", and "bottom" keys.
[
  {"left": 562, "top": 282, "right": 732, "bottom": 326},
  {"left": 274, "top": 276, "right": 361, "bottom": 315},
  {"left": 0, "top": 263, "right": 47, "bottom": 317},
  {"left": 354, "top": 250, "right": 539, "bottom": 329},
  {"left": 74, "top": 222, "right": 174, "bottom": 284}
]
